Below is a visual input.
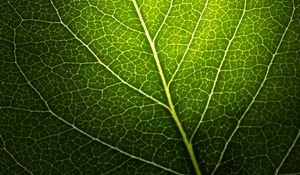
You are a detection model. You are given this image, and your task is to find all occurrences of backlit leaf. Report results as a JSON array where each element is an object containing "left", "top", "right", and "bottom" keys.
[{"left": 0, "top": 0, "right": 299, "bottom": 174}]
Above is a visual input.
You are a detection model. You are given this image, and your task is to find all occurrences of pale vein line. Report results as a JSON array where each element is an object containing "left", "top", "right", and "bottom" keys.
[
  {"left": 211, "top": 2, "right": 296, "bottom": 174},
  {"left": 153, "top": 0, "right": 174, "bottom": 42},
  {"left": 8, "top": 3, "right": 180, "bottom": 173},
  {"left": 0, "top": 106, "right": 49, "bottom": 113},
  {"left": 49, "top": 0, "right": 169, "bottom": 110},
  {"left": 275, "top": 129, "right": 300, "bottom": 175},
  {"left": 12, "top": 37, "right": 183, "bottom": 175},
  {"left": 130, "top": 0, "right": 169, "bottom": 100},
  {"left": 15, "top": 64, "right": 183, "bottom": 175},
  {"left": 22, "top": 19, "right": 61, "bottom": 24},
  {"left": 0, "top": 19, "right": 14, "bottom": 30},
  {"left": 190, "top": 0, "right": 247, "bottom": 142},
  {"left": 168, "top": 0, "right": 209, "bottom": 86},
  {"left": 8, "top": 0, "right": 139, "bottom": 34},
  {"left": 278, "top": 173, "right": 300, "bottom": 175},
  {"left": 0, "top": 135, "right": 34, "bottom": 175},
  {"left": 131, "top": 0, "right": 202, "bottom": 174},
  {"left": 86, "top": 0, "right": 142, "bottom": 34}
]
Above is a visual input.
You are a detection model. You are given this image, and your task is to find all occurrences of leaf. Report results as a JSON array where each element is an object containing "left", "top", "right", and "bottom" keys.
[{"left": 0, "top": 0, "right": 299, "bottom": 174}]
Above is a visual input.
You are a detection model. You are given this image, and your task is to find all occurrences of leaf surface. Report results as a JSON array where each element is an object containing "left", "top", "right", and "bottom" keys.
[{"left": 0, "top": 0, "right": 300, "bottom": 174}]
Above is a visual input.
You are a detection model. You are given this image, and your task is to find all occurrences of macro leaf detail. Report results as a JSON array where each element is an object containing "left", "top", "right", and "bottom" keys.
[{"left": 0, "top": 0, "right": 300, "bottom": 175}]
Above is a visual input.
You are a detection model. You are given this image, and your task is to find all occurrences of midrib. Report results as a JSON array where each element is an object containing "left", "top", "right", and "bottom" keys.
[{"left": 131, "top": 0, "right": 202, "bottom": 175}]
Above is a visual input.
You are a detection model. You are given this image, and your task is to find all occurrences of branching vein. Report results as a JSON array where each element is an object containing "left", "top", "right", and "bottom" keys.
[
  {"left": 153, "top": 0, "right": 174, "bottom": 42},
  {"left": 211, "top": 1, "right": 296, "bottom": 174},
  {"left": 275, "top": 129, "right": 300, "bottom": 175},
  {"left": 168, "top": 0, "right": 209, "bottom": 86},
  {"left": 13, "top": 34, "right": 183, "bottom": 175},
  {"left": 49, "top": 0, "right": 169, "bottom": 110},
  {"left": 0, "top": 135, "right": 34, "bottom": 175},
  {"left": 131, "top": 0, "right": 202, "bottom": 174},
  {"left": 190, "top": 0, "right": 247, "bottom": 142},
  {"left": 10, "top": 4, "right": 182, "bottom": 172}
]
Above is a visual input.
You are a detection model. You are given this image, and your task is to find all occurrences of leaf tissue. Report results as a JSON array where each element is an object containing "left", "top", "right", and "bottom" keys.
[{"left": 0, "top": 0, "right": 299, "bottom": 174}]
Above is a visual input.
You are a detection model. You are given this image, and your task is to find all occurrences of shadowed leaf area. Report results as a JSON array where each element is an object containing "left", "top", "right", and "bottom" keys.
[{"left": 0, "top": 0, "right": 300, "bottom": 174}]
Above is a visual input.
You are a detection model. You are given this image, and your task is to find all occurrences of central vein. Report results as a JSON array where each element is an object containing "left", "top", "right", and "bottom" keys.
[{"left": 131, "top": 0, "right": 202, "bottom": 175}]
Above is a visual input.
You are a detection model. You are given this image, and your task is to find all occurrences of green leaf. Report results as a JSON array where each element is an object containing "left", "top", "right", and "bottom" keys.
[{"left": 1, "top": 0, "right": 299, "bottom": 174}]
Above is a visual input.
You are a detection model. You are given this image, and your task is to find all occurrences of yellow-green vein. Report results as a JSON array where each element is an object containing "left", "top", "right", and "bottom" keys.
[{"left": 131, "top": 0, "right": 202, "bottom": 174}]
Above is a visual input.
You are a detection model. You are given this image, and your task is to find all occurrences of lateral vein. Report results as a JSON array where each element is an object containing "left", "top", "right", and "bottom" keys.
[
  {"left": 10, "top": 2, "right": 181, "bottom": 173},
  {"left": 0, "top": 135, "right": 33, "bottom": 175},
  {"left": 168, "top": 0, "right": 209, "bottom": 86},
  {"left": 131, "top": 0, "right": 202, "bottom": 174},
  {"left": 86, "top": 0, "right": 143, "bottom": 34},
  {"left": 190, "top": 0, "right": 247, "bottom": 142},
  {"left": 0, "top": 106, "right": 49, "bottom": 113},
  {"left": 211, "top": 1, "right": 296, "bottom": 174},
  {"left": 153, "top": 0, "right": 174, "bottom": 42},
  {"left": 13, "top": 36, "right": 183, "bottom": 175},
  {"left": 49, "top": 0, "right": 169, "bottom": 110},
  {"left": 275, "top": 129, "right": 300, "bottom": 175}
]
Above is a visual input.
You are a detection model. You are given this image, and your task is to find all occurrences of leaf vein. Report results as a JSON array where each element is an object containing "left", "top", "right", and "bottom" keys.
[
  {"left": 86, "top": 0, "right": 143, "bottom": 34},
  {"left": 211, "top": 1, "right": 296, "bottom": 174},
  {"left": 191, "top": 0, "right": 247, "bottom": 142},
  {"left": 153, "top": 0, "right": 174, "bottom": 42},
  {"left": 275, "top": 129, "right": 300, "bottom": 175},
  {"left": 0, "top": 106, "right": 49, "bottom": 113},
  {"left": 9, "top": 6, "right": 181, "bottom": 173},
  {"left": 131, "top": 0, "right": 202, "bottom": 174},
  {"left": 0, "top": 135, "right": 34, "bottom": 175},
  {"left": 168, "top": 0, "right": 209, "bottom": 86},
  {"left": 13, "top": 40, "right": 183, "bottom": 175},
  {"left": 49, "top": 0, "right": 169, "bottom": 110}
]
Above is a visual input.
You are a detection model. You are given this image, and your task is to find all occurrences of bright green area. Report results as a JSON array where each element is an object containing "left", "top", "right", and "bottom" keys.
[{"left": 0, "top": 0, "right": 299, "bottom": 174}]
